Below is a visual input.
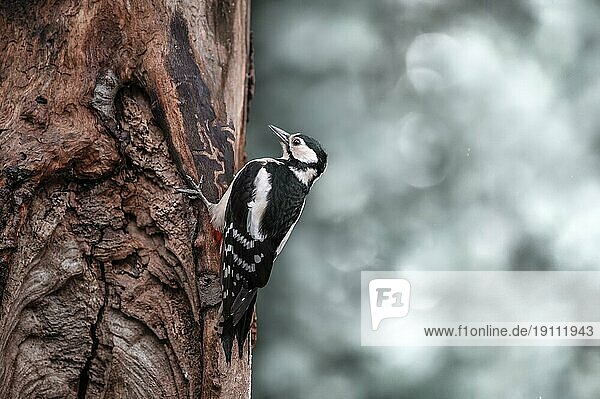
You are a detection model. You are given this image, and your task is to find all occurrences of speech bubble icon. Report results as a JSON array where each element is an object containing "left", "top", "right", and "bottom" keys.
[{"left": 369, "top": 279, "right": 411, "bottom": 330}]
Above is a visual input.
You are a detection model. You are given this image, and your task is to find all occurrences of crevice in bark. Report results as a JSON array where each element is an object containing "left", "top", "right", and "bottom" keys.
[
  {"left": 0, "top": 250, "right": 11, "bottom": 311},
  {"left": 77, "top": 256, "right": 108, "bottom": 398}
]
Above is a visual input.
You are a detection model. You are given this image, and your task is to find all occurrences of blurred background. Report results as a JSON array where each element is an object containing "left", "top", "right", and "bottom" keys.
[{"left": 246, "top": 1, "right": 600, "bottom": 397}]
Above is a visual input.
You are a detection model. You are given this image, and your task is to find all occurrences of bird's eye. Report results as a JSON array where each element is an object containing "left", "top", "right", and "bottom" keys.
[{"left": 292, "top": 138, "right": 301, "bottom": 146}]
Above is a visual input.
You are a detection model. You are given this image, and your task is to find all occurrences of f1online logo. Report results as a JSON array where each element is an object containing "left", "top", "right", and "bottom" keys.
[{"left": 369, "top": 279, "right": 411, "bottom": 330}]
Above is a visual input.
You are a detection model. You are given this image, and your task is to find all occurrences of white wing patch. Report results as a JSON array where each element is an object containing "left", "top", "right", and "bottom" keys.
[
  {"left": 247, "top": 167, "right": 271, "bottom": 241},
  {"left": 211, "top": 158, "right": 282, "bottom": 232}
]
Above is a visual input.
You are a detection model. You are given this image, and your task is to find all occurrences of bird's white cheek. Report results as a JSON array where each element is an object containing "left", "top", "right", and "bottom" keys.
[{"left": 291, "top": 146, "right": 318, "bottom": 164}]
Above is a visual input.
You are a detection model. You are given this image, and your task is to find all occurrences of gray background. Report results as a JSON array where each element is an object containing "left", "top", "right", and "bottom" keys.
[{"left": 246, "top": 1, "right": 600, "bottom": 398}]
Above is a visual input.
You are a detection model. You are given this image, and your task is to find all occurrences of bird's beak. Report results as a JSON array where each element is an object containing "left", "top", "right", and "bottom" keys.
[{"left": 268, "top": 124, "right": 290, "bottom": 144}]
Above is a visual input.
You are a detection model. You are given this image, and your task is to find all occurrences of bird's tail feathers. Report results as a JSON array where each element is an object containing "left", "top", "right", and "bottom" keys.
[
  {"left": 220, "top": 317, "right": 235, "bottom": 364},
  {"left": 219, "top": 297, "right": 256, "bottom": 364},
  {"left": 235, "top": 296, "right": 256, "bottom": 360}
]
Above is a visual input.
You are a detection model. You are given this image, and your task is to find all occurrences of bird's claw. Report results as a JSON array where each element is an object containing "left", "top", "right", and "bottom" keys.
[
  {"left": 176, "top": 174, "right": 213, "bottom": 208},
  {"left": 184, "top": 174, "right": 204, "bottom": 192},
  {"left": 176, "top": 174, "right": 203, "bottom": 196},
  {"left": 175, "top": 187, "right": 200, "bottom": 198}
]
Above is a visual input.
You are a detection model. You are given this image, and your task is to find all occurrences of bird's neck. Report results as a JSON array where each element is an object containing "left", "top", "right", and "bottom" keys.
[{"left": 287, "top": 164, "right": 318, "bottom": 187}]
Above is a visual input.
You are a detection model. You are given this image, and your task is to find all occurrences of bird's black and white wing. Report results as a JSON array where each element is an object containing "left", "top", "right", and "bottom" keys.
[{"left": 219, "top": 159, "right": 307, "bottom": 362}]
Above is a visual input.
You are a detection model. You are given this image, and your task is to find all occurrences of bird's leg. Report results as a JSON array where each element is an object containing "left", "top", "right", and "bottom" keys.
[
  {"left": 176, "top": 174, "right": 214, "bottom": 209},
  {"left": 176, "top": 174, "right": 223, "bottom": 245}
]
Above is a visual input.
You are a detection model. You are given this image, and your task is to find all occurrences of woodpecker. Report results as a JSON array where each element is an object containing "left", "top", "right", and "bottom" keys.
[{"left": 178, "top": 125, "right": 327, "bottom": 363}]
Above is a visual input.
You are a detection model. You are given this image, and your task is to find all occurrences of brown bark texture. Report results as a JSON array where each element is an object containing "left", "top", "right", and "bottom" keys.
[{"left": 0, "top": 0, "right": 252, "bottom": 397}]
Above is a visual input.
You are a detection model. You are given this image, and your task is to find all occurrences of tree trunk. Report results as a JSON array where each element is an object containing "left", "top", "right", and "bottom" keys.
[{"left": 0, "top": 1, "right": 252, "bottom": 398}]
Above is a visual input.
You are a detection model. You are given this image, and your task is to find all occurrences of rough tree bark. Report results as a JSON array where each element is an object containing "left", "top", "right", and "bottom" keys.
[{"left": 0, "top": 0, "right": 253, "bottom": 398}]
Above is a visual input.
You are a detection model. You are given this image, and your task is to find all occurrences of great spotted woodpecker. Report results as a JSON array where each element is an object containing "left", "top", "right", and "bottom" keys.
[{"left": 178, "top": 125, "right": 327, "bottom": 363}]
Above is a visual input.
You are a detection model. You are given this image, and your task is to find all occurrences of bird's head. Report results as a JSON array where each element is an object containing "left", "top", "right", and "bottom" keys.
[{"left": 269, "top": 125, "right": 328, "bottom": 184}]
